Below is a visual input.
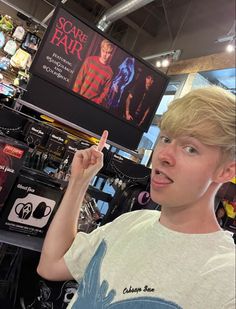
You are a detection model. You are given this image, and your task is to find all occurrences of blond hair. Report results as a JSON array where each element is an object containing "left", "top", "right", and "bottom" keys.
[
  {"left": 101, "top": 39, "right": 113, "bottom": 51},
  {"left": 160, "top": 86, "right": 236, "bottom": 160}
]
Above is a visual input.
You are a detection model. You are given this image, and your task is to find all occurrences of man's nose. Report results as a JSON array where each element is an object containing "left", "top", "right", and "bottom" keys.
[{"left": 157, "top": 144, "right": 176, "bottom": 166}]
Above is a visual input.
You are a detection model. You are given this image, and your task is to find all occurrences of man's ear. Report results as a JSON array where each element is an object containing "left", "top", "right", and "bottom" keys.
[{"left": 215, "top": 161, "right": 236, "bottom": 184}]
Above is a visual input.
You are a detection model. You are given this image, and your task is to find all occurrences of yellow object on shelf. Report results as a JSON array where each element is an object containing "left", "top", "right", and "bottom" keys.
[
  {"left": 40, "top": 114, "right": 98, "bottom": 144},
  {"left": 231, "top": 177, "right": 236, "bottom": 184},
  {"left": 40, "top": 115, "right": 54, "bottom": 122},
  {"left": 223, "top": 200, "right": 236, "bottom": 219}
]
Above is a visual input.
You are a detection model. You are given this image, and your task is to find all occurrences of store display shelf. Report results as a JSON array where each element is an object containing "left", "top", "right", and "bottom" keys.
[
  {"left": 0, "top": 230, "right": 43, "bottom": 252},
  {"left": 15, "top": 98, "right": 142, "bottom": 158}
]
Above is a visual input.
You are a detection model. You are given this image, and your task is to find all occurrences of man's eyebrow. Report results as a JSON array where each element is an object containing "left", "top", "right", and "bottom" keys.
[{"left": 178, "top": 136, "right": 202, "bottom": 144}]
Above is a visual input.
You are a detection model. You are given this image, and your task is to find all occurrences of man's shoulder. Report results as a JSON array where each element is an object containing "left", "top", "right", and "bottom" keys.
[
  {"left": 96, "top": 210, "right": 160, "bottom": 244},
  {"left": 111, "top": 209, "right": 160, "bottom": 227},
  {"left": 202, "top": 232, "right": 235, "bottom": 272}
]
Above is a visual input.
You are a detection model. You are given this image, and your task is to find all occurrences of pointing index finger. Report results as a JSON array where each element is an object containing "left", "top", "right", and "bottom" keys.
[{"left": 97, "top": 130, "right": 108, "bottom": 152}]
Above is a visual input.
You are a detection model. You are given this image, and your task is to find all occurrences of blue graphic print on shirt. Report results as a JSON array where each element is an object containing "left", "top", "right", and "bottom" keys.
[{"left": 72, "top": 240, "right": 182, "bottom": 309}]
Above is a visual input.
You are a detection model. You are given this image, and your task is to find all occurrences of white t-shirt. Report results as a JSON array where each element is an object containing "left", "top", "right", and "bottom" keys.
[{"left": 64, "top": 210, "right": 235, "bottom": 308}]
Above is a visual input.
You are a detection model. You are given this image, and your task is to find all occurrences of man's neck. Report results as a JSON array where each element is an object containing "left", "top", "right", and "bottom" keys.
[
  {"left": 159, "top": 202, "right": 222, "bottom": 234},
  {"left": 99, "top": 57, "right": 107, "bottom": 65}
]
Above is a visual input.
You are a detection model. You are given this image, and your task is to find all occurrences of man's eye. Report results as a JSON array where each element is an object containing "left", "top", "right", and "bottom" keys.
[
  {"left": 160, "top": 136, "right": 170, "bottom": 143},
  {"left": 185, "top": 146, "right": 198, "bottom": 154}
]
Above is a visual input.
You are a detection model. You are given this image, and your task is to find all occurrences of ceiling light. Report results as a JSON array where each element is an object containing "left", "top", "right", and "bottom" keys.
[
  {"left": 161, "top": 59, "right": 170, "bottom": 67},
  {"left": 226, "top": 43, "right": 235, "bottom": 52},
  {"left": 155, "top": 60, "right": 161, "bottom": 68}
]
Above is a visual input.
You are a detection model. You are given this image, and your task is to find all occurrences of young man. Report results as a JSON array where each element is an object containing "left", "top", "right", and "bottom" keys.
[
  {"left": 72, "top": 39, "right": 114, "bottom": 105},
  {"left": 125, "top": 74, "right": 154, "bottom": 127},
  {"left": 38, "top": 86, "right": 236, "bottom": 308}
]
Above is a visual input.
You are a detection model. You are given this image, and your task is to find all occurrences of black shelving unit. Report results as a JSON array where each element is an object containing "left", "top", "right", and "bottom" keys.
[{"left": 0, "top": 230, "right": 43, "bottom": 252}]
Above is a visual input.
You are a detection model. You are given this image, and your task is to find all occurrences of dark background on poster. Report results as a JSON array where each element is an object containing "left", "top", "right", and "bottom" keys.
[{"left": 26, "top": 5, "right": 169, "bottom": 150}]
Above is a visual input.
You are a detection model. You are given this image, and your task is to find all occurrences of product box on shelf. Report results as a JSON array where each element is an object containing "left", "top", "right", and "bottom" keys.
[
  {"left": 0, "top": 167, "right": 65, "bottom": 237},
  {"left": 0, "top": 136, "right": 28, "bottom": 212},
  {"left": 45, "top": 129, "right": 68, "bottom": 158},
  {"left": 23, "top": 121, "right": 51, "bottom": 148},
  {"left": 101, "top": 152, "right": 151, "bottom": 186}
]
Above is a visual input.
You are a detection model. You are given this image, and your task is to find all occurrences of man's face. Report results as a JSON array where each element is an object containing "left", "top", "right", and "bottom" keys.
[
  {"left": 100, "top": 45, "right": 113, "bottom": 64},
  {"left": 145, "top": 76, "right": 154, "bottom": 88},
  {"left": 150, "top": 131, "right": 223, "bottom": 209}
]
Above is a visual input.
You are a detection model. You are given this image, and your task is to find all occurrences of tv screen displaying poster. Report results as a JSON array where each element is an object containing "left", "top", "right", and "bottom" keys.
[{"left": 26, "top": 5, "right": 169, "bottom": 151}]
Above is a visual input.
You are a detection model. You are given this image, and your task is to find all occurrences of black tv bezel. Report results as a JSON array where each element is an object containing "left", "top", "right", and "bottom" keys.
[{"left": 26, "top": 4, "right": 169, "bottom": 151}]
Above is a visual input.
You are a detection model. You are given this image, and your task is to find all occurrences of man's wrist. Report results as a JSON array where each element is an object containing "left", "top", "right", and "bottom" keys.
[{"left": 68, "top": 177, "right": 89, "bottom": 192}]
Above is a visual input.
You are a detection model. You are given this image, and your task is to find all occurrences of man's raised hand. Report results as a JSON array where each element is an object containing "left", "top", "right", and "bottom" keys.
[{"left": 70, "top": 130, "right": 108, "bottom": 184}]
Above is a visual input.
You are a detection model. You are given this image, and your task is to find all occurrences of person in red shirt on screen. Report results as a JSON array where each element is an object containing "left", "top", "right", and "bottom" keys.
[{"left": 72, "top": 39, "right": 114, "bottom": 106}]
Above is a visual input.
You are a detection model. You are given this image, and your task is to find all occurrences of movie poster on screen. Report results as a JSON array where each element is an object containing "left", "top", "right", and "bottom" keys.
[{"left": 31, "top": 6, "right": 168, "bottom": 131}]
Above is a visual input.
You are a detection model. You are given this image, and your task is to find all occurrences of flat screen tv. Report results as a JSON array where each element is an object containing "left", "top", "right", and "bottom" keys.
[{"left": 23, "top": 5, "right": 169, "bottom": 151}]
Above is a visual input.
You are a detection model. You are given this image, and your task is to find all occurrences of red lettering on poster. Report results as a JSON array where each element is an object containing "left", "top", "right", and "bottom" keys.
[{"left": 50, "top": 16, "right": 88, "bottom": 61}]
